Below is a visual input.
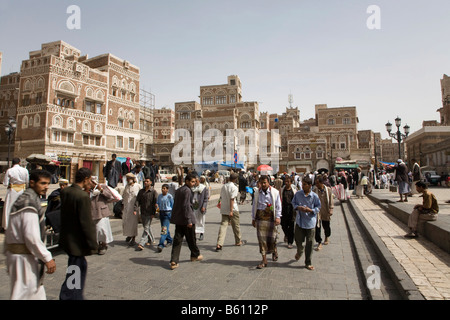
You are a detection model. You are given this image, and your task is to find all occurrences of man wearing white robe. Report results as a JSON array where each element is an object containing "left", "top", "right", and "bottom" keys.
[
  {"left": 2, "top": 158, "right": 29, "bottom": 230},
  {"left": 5, "top": 170, "right": 56, "bottom": 300}
]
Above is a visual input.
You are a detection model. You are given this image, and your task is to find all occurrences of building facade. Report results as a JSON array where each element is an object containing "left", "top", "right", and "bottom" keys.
[
  {"left": 0, "top": 69, "right": 20, "bottom": 169},
  {"left": 4, "top": 40, "right": 141, "bottom": 182},
  {"left": 172, "top": 76, "right": 273, "bottom": 171}
]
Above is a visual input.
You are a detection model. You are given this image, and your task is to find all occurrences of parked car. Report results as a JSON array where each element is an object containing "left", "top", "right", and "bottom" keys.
[
  {"left": 422, "top": 171, "right": 441, "bottom": 185},
  {"left": 158, "top": 169, "right": 174, "bottom": 182}
]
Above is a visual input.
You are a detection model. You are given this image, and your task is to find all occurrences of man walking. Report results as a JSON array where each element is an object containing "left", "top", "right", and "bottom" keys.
[
  {"left": 215, "top": 173, "right": 245, "bottom": 251},
  {"left": 395, "top": 159, "right": 410, "bottom": 202},
  {"left": 280, "top": 176, "right": 297, "bottom": 248},
  {"left": 103, "top": 154, "right": 122, "bottom": 188},
  {"left": 252, "top": 175, "right": 282, "bottom": 269},
  {"left": 410, "top": 159, "right": 422, "bottom": 195},
  {"left": 313, "top": 175, "right": 334, "bottom": 251},
  {"left": 59, "top": 167, "right": 98, "bottom": 300},
  {"left": 134, "top": 178, "right": 158, "bottom": 251},
  {"left": 292, "top": 176, "right": 321, "bottom": 270},
  {"left": 5, "top": 170, "right": 56, "bottom": 300},
  {"left": 2, "top": 158, "right": 29, "bottom": 230},
  {"left": 169, "top": 173, "right": 203, "bottom": 270}
]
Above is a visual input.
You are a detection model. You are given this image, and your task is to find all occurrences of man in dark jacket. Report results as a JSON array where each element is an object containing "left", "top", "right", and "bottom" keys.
[
  {"left": 134, "top": 178, "right": 158, "bottom": 251},
  {"left": 59, "top": 167, "right": 98, "bottom": 300},
  {"left": 169, "top": 173, "right": 203, "bottom": 270},
  {"left": 103, "top": 154, "right": 122, "bottom": 188}
]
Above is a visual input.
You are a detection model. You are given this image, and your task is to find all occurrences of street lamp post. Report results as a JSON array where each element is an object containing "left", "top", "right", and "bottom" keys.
[
  {"left": 385, "top": 116, "right": 410, "bottom": 160},
  {"left": 4, "top": 117, "right": 17, "bottom": 168}
]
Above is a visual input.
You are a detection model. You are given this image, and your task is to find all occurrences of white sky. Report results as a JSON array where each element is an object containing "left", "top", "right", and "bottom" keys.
[{"left": 1, "top": 0, "right": 449, "bottom": 139}]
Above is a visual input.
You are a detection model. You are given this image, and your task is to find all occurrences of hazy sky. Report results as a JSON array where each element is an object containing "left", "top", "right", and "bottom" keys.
[{"left": 1, "top": 0, "right": 449, "bottom": 139}]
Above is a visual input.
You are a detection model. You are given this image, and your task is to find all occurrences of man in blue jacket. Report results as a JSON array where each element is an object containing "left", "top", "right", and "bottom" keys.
[{"left": 291, "top": 176, "right": 321, "bottom": 271}]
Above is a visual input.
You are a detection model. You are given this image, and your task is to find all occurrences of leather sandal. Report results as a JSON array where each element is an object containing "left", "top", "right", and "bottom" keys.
[{"left": 257, "top": 262, "right": 267, "bottom": 269}]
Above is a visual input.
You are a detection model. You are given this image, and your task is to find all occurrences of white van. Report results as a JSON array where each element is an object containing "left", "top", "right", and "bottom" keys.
[{"left": 158, "top": 169, "right": 173, "bottom": 182}]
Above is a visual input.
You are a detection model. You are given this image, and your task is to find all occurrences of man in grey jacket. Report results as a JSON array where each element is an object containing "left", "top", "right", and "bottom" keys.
[{"left": 169, "top": 173, "right": 203, "bottom": 270}]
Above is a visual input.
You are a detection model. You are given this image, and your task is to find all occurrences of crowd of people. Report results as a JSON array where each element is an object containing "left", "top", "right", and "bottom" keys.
[{"left": 1, "top": 154, "right": 445, "bottom": 300}]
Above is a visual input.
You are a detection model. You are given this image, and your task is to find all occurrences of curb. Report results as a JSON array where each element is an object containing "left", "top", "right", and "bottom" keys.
[
  {"left": 346, "top": 198, "right": 425, "bottom": 300},
  {"left": 340, "top": 201, "right": 384, "bottom": 300}
]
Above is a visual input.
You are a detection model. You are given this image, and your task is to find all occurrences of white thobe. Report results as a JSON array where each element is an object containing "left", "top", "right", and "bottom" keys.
[
  {"left": 193, "top": 185, "right": 206, "bottom": 234},
  {"left": 2, "top": 165, "right": 29, "bottom": 229},
  {"left": 122, "top": 183, "right": 141, "bottom": 237},
  {"left": 5, "top": 209, "right": 52, "bottom": 300}
]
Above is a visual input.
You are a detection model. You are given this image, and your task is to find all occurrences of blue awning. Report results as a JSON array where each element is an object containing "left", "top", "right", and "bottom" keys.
[
  {"left": 195, "top": 161, "right": 220, "bottom": 166},
  {"left": 220, "top": 161, "right": 245, "bottom": 169}
]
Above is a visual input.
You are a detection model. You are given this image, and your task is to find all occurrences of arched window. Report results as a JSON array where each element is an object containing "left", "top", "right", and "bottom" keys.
[
  {"left": 58, "top": 80, "right": 75, "bottom": 94},
  {"left": 304, "top": 147, "right": 312, "bottom": 159},
  {"left": 24, "top": 79, "right": 31, "bottom": 91},
  {"left": 22, "top": 116, "right": 28, "bottom": 129},
  {"left": 95, "top": 122, "right": 102, "bottom": 134},
  {"left": 82, "top": 121, "right": 91, "bottom": 132},
  {"left": 86, "top": 87, "right": 94, "bottom": 98},
  {"left": 96, "top": 90, "right": 104, "bottom": 101},
  {"left": 67, "top": 117, "right": 75, "bottom": 130},
  {"left": 34, "top": 114, "right": 40, "bottom": 127},
  {"left": 316, "top": 146, "right": 323, "bottom": 159},
  {"left": 53, "top": 115, "right": 63, "bottom": 127},
  {"left": 294, "top": 147, "right": 301, "bottom": 159},
  {"left": 37, "top": 78, "right": 44, "bottom": 89}
]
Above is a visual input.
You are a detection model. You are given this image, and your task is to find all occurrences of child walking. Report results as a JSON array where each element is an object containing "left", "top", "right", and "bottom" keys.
[{"left": 156, "top": 184, "right": 174, "bottom": 252}]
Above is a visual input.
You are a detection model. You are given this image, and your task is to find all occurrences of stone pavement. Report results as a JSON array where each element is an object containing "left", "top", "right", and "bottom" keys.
[
  {"left": 350, "top": 193, "right": 450, "bottom": 300},
  {"left": 0, "top": 195, "right": 399, "bottom": 300}
]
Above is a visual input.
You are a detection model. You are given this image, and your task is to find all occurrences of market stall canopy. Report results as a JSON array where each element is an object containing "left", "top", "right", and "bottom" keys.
[
  {"left": 220, "top": 161, "right": 245, "bottom": 170},
  {"left": 257, "top": 164, "right": 273, "bottom": 172},
  {"left": 334, "top": 163, "right": 359, "bottom": 170},
  {"left": 26, "top": 154, "right": 53, "bottom": 164}
]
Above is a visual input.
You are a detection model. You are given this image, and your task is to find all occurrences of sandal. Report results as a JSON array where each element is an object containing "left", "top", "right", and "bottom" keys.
[
  {"left": 215, "top": 245, "right": 222, "bottom": 252},
  {"left": 257, "top": 262, "right": 267, "bottom": 269},
  {"left": 305, "top": 265, "right": 315, "bottom": 271},
  {"left": 235, "top": 240, "right": 247, "bottom": 246},
  {"left": 272, "top": 252, "right": 278, "bottom": 262}
]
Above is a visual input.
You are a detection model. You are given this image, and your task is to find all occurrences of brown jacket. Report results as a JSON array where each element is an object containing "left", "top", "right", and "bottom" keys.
[
  {"left": 91, "top": 184, "right": 119, "bottom": 220},
  {"left": 313, "top": 185, "right": 334, "bottom": 221}
]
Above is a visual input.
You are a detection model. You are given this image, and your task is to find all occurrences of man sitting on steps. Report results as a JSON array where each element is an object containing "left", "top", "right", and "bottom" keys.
[{"left": 405, "top": 181, "right": 439, "bottom": 238}]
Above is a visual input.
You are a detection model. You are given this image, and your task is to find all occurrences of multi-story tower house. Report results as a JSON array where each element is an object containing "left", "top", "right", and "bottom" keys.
[
  {"left": 0, "top": 62, "right": 20, "bottom": 167},
  {"left": 12, "top": 40, "right": 141, "bottom": 181},
  {"left": 174, "top": 76, "right": 264, "bottom": 170}
]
